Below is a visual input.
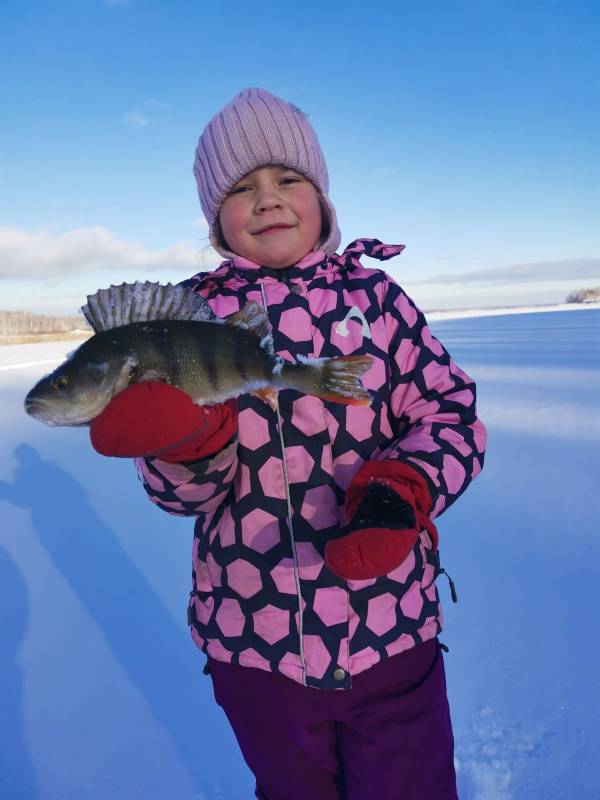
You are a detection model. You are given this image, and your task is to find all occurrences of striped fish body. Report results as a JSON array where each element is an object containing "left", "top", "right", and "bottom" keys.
[
  {"left": 24, "top": 282, "right": 373, "bottom": 427},
  {"left": 77, "top": 318, "right": 276, "bottom": 403}
]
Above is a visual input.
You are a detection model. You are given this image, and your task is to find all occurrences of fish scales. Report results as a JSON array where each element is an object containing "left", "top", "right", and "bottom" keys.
[
  {"left": 24, "top": 282, "right": 373, "bottom": 428},
  {"left": 91, "top": 319, "right": 275, "bottom": 402}
]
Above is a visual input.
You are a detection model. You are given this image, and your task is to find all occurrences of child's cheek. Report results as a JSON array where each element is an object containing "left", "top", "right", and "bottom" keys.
[
  {"left": 219, "top": 201, "right": 248, "bottom": 246},
  {"left": 298, "top": 187, "right": 324, "bottom": 243}
]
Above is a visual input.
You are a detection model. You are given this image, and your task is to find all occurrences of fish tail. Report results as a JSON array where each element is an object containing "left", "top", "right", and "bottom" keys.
[{"left": 279, "top": 355, "right": 373, "bottom": 405}]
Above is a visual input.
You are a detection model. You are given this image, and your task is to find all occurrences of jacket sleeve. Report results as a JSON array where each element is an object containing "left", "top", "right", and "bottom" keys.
[
  {"left": 376, "top": 277, "right": 487, "bottom": 518},
  {"left": 134, "top": 439, "right": 238, "bottom": 517},
  {"left": 133, "top": 275, "right": 239, "bottom": 518}
]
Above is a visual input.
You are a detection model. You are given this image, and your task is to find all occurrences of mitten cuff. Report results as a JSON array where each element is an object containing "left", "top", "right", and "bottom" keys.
[
  {"left": 346, "top": 460, "right": 438, "bottom": 551},
  {"left": 157, "top": 399, "right": 238, "bottom": 463}
]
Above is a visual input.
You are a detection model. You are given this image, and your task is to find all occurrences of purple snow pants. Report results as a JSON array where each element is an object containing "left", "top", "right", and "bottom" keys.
[{"left": 208, "top": 638, "right": 457, "bottom": 800}]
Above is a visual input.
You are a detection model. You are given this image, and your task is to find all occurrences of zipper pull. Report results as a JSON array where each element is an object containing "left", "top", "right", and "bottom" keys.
[
  {"left": 279, "top": 267, "right": 292, "bottom": 283},
  {"left": 281, "top": 267, "right": 302, "bottom": 294},
  {"left": 439, "top": 568, "right": 458, "bottom": 603}
]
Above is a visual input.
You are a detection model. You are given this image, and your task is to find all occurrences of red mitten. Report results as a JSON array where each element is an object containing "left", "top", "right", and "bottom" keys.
[
  {"left": 89, "top": 382, "right": 238, "bottom": 462},
  {"left": 325, "top": 461, "right": 438, "bottom": 580}
]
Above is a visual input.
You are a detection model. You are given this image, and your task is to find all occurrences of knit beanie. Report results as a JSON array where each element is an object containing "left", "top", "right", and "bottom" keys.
[{"left": 193, "top": 88, "right": 341, "bottom": 259}]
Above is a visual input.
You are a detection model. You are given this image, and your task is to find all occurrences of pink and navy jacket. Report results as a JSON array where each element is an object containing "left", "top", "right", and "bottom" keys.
[{"left": 136, "top": 239, "right": 487, "bottom": 689}]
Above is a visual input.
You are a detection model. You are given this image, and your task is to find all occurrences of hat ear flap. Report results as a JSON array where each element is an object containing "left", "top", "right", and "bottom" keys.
[
  {"left": 319, "top": 198, "right": 330, "bottom": 245},
  {"left": 212, "top": 216, "right": 229, "bottom": 253},
  {"left": 318, "top": 193, "right": 342, "bottom": 255}
]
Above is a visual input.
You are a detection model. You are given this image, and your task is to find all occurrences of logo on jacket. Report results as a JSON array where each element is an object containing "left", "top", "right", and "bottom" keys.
[{"left": 335, "top": 306, "right": 372, "bottom": 339}]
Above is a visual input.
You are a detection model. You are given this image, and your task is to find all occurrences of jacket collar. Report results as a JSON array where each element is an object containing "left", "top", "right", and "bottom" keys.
[{"left": 197, "top": 239, "right": 406, "bottom": 285}]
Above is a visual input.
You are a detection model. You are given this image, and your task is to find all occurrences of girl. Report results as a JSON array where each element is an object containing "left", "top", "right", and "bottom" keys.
[{"left": 91, "top": 88, "right": 487, "bottom": 799}]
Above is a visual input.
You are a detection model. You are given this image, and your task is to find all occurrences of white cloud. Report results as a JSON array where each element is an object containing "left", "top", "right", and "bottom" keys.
[
  {"left": 144, "top": 98, "right": 169, "bottom": 111},
  {"left": 123, "top": 98, "right": 170, "bottom": 129},
  {"left": 0, "top": 225, "right": 220, "bottom": 281},
  {"left": 418, "top": 257, "right": 600, "bottom": 286},
  {"left": 124, "top": 111, "right": 150, "bottom": 129}
]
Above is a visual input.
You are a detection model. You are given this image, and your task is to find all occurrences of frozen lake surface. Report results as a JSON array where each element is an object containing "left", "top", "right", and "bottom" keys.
[{"left": 1, "top": 308, "right": 599, "bottom": 799}]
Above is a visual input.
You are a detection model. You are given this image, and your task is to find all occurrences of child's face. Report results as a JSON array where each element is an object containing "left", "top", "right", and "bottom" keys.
[{"left": 218, "top": 165, "right": 323, "bottom": 267}]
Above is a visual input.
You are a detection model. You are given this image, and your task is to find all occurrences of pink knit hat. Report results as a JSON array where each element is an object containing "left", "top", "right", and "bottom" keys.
[{"left": 193, "top": 88, "right": 341, "bottom": 259}]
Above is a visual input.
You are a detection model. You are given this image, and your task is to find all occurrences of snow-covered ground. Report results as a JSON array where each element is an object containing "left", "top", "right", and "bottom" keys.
[
  {"left": 1, "top": 308, "right": 599, "bottom": 799},
  {"left": 425, "top": 300, "right": 600, "bottom": 322}
]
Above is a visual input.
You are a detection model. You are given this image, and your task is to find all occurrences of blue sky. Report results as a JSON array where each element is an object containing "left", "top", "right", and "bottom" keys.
[{"left": 1, "top": 0, "right": 599, "bottom": 313}]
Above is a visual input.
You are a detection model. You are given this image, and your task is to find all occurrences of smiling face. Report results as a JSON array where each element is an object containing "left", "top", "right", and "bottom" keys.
[{"left": 217, "top": 165, "right": 324, "bottom": 267}]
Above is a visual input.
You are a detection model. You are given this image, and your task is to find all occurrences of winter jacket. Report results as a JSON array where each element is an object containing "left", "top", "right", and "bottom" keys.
[{"left": 136, "top": 239, "right": 487, "bottom": 690}]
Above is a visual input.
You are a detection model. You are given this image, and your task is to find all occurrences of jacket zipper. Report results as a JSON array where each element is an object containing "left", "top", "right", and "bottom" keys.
[
  {"left": 262, "top": 265, "right": 293, "bottom": 283},
  {"left": 260, "top": 282, "right": 308, "bottom": 685},
  {"left": 264, "top": 265, "right": 303, "bottom": 294}
]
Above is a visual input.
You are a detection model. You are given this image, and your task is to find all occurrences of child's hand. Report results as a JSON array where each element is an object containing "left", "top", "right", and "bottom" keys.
[
  {"left": 325, "top": 461, "right": 438, "bottom": 580},
  {"left": 89, "top": 382, "right": 238, "bottom": 463}
]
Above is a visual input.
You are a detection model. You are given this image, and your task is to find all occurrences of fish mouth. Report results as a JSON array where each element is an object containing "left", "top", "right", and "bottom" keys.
[
  {"left": 24, "top": 400, "right": 62, "bottom": 425},
  {"left": 24, "top": 396, "right": 53, "bottom": 415},
  {"left": 24, "top": 396, "right": 91, "bottom": 426}
]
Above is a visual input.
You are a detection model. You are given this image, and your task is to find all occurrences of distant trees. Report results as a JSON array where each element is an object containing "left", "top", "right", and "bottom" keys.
[
  {"left": 0, "top": 310, "right": 90, "bottom": 336},
  {"left": 566, "top": 288, "right": 600, "bottom": 303}
]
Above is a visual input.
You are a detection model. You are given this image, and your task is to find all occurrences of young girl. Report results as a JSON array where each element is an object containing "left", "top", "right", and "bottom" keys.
[{"left": 90, "top": 88, "right": 487, "bottom": 799}]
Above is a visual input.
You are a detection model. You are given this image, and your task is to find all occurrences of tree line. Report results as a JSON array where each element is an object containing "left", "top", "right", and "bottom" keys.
[
  {"left": 0, "top": 310, "right": 90, "bottom": 336},
  {"left": 566, "top": 287, "right": 600, "bottom": 303}
]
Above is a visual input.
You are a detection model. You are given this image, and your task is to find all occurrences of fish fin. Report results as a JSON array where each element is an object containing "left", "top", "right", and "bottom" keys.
[
  {"left": 280, "top": 354, "right": 373, "bottom": 406},
  {"left": 81, "top": 282, "right": 216, "bottom": 332},
  {"left": 253, "top": 386, "right": 279, "bottom": 410},
  {"left": 226, "top": 302, "right": 274, "bottom": 356},
  {"left": 107, "top": 356, "right": 138, "bottom": 398}
]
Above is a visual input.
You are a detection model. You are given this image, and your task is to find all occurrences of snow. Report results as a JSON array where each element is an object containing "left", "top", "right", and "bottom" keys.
[
  {"left": 425, "top": 300, "right": 600, "bottom": 322},
  {"left": 1, "top": 308, "right": 599, "bottom": 799},
  {"left": 296, "top": 352, "right": 328, "bottom": 367}
]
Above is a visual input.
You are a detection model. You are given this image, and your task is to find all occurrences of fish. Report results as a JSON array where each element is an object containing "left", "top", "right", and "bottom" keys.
[{"left": 24, "top": 281, "right": 373, "bottom": 427}]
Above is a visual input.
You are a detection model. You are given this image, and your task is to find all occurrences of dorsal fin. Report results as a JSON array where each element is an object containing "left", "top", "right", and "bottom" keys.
[
  {"left": 81, "top": 282, "right": 217, "bottom": 333},
  {"left": 226, "top": 301, "right": 274, "bottom": 355}
]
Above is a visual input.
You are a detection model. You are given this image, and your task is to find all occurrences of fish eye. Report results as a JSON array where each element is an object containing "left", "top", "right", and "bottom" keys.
[{"left": 52, "top": 376, "right": 69, "bottom": 390}]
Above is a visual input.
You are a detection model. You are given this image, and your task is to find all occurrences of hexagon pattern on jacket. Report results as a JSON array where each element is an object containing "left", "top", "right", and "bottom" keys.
[{"left": 136, "top": 239, "right": 487, "bottom": 690}]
